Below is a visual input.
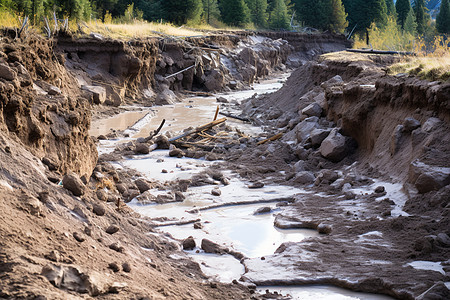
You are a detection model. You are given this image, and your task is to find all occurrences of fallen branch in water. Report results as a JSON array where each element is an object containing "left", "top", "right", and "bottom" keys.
[
  {"left": 169, "top": 117, "right": 227, "bottom": 142},
  {"left": 186, "top": 197, "right": 294, "bottom": 214},
  {"left": 219, "top": 112, "right": 250, "bottom": 122}
]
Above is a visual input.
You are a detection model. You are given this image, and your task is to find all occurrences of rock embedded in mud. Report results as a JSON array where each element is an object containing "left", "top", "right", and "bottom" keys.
[
  {"left": 122, "top": 262, "right": 131, "bottom": 273},
  {"left": 62, "top": 173, "right": 85, "bottom": 196},
  {"left": 105, "top": 225, "right": 120, "bottom": 234},
  {"left": 48, "top": 85, "right": 61, "bottom": 96},
  {"left": 109, "top": 242, "right": 125, "bottom": 253},
  {"left": 92, "top": 203, "right": 106, "bottom": 216},
  {"left": 403, "top": 117, "right": 421, "bottom": 133},
  {"left": 310, "top": 128, "right": 331, "bottom": 147},
  {"left": 216, "top": 96, "right": 228, "bottom": 103},
  {"left": 201, "top": 239, "right": 227, "bottom": 254},
  {"left": 182, "top": 236, "right": 196, "bottom": 250},
  {"left": 46, "top": 250, "right": 61, "bottom": 262},
  {"left": 317, "top": 223, "right": 332, "bottom": 234},
  {"left": 169, "top": 148, "right": 185, "bottom": 158},
  {"left": 73, "top": 232, "right": 85, "bottom": 242},
  {"left": 42, "top": 157, "right": 58, "bottom": 171},
  {"left": 375, "top": 186, "right": 385, "bottom": 193},
  {"left": 409, "top": 160, "right": 450, "bottom": 193},
  {"left": 155, "top": 135, "right": 170, "bottom": 149},
  {"left": 254, "top": 207, "right": 272, "bottom": 214},
  {"left": 211, "top": 188, "right": 221, "bottom": 196},
  {"left": 248, "top": 182, "right": 264, "bottom": 189},
  {"left": 422, "top": 117, "right": 441, "bottom": 132},
  {"left": 295, "top": 117, "right": 319, "bottom": 142},
  {"left": 134, "top": 143, "right": 150, "bottom": 154},
  {"left": 81, "top": 85, "right": 106, "bottom": 105},
  {"left": 436, "top": 233, "right": 450, "bottom": 247},
  {"left": 108, "top": 262, "right": 120, "bottom": 272}
]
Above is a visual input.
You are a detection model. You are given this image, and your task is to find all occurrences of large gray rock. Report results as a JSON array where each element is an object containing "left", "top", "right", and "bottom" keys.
[
  {"left": 0, "top": 63, "right": 16, "bottom": 81},
  {"left": 320, "top": 75, "right": 343, "bottom": 89},
  {"left": 409, "top": 160, "right": 450, "bottom": 193},
  {"left": 81, "top": 85, "right": 106, "bottom": 105},
  {"left": 422, "top": 117, "right": 441, "bottom": 132},
  {"left": 155, "top": 86, "right": 177, "bottom": 105},
  {"left": 62, "top": 173, "right": 85, "bottom": 196},
  {"left": 134, "top": 178, "right": 152, "bottom": 193},
  {"left": 319, "top": 128, "right": 349, "bottom": 162},
  {"left": 204, "top": 70, "right": 224, "bottom": 91},
  {"left": 301, "top": 103, "right": 322, "bottom": 117},
  {"left": 295, "top": 117, "right": 319, "bottom": 142},
  {"left": 310, "top": 128, "right": 331, "bottom": 147}
]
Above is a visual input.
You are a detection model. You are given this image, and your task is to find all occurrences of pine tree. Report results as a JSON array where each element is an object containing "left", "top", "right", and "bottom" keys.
[
  {"left": 202, "top": 0, "right": 220, "bottom": 24},
  {"left": 219, "top": 0, "right": 250, "bottom": 26},
  {"left": 413, "top": 0, "right": 427, "bottom": 35},
  {"left": 403, "top": 8, "right": 417, "bottom": 35},
  {"left": 329, "top": 0, "right": 348, "bottom": 33},
  {"left": 395, "top": 0, "right": 411, "bottom": 29},
  {"left": 294, "top": 0, "right": 330, "bottom": 31},
  {"left": 163, "top": 0, "right": 203, "bottom": 25},
  {"left": 269, "top": 0, "right": 290, "bottom": 29},
  {"left": 385, "top": 0, "right": 396, "bottom": 16},
  {"left": 246, "top": 0, "right": 268, "bottom": 28},
  {"left": 436, "top": 0, "right": 450, "bottom": 34}
]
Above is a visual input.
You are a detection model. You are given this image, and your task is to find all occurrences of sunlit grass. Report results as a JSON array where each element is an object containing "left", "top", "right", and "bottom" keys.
[
  {"left": 0, "top": 9, "right": 19, "bottom": 28},
  {"left": 388, "top": 55, "right": 450, "bottom": 81}
]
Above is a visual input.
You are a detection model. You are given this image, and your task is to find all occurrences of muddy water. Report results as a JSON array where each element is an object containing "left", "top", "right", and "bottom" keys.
[
  {"left": 90, "top": 109, "right": 149, "bottom": 137},
  {"left": 99, "top": 75, "right": 396, "bottom": 299}
]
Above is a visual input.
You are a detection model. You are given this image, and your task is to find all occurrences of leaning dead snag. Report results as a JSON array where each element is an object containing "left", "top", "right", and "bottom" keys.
[
  {"left": 168, "top": 117, "right": 227, "bottom": 142},
  {"left": 257, "top": 133, "right": 283, "bottom": 145}
]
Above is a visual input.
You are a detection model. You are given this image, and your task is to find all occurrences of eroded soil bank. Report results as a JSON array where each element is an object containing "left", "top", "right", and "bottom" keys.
[{"left": 0, "top": 28, "right": 448, "bottom": 300}]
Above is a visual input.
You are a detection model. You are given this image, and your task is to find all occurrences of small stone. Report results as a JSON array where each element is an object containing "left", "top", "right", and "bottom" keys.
[
  {"left": 38, "top": 191, "right": 50, "bottom": 203},
  {"left": 374, "top": 186, "right": 385, "bottom": 193},
  {"left": 182, "top": 236, "right": 196, "bottom": 250},
  {"left": 210, "top": 282, "right": 218, "bottom": 288},
  {"left": 193, "top": 222, "right": 203, "bottom": 229},
  {"left": 293, "top": 171, "right": 315, "bottom": 184},
  {"left": 436, "top": 233, "right": 450, "bottom": 247},
  {"left": 105, "top": 225, "right": 119, "bottom": 234},
  {"left": 96, "top": 189, "right": 108, "bottom": 201},
  {"left": 108, "top": 262, "right": 120, "bottom": 272},
  {"left": 73, "top": 232, "right": 85, "bottom": 242},
  {"left": 211, "top": 188, "right": 221, "bottom": 196},
  {"left": 97, "top": 135, "right": 107, "bottom": 140},
  {"left": 162, "top": 169, "right": 168, "bottom": 173},
  {"left": 403, "top": 117, "right": 421, "bottom": 133},
  {"left": 248, "top": 182, "right": 264, "bottom": 189},
  {"left": 216, "top": 96, "right": 228, "bottom": 103},
  {"left": 92, "top": 203, "right": 106, "bottom": 216},
  {"left": 169, "top": 148, "right": 185, "bottom": 158},
  {"left": 174, "top": 191, "right": 185, "bottom": 201},
  {"left": 156, "top": 158, "right": 164, "bottom": 163},
  {"left": 0, "top": 62, "right": 16, "bottom": 81},
  {"left": 221, "top": 177, "right": 230, "bottom": 185},
  {"left": 48, "top": 85, "right": 62, "bottom": 96},
  {"left": 122, "top": 262, "right": 131, "bottom": 273},
  {"left": 155, "top": 135, "right": 170, "bottom": 149}
]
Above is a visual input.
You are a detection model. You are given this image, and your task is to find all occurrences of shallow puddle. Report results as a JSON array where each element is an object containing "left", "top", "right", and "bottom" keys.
[
  {"left": 90, "top": 109, "right": 149, "bottom": 137},
  {"left": 257, "top": 286, "right": 395, "bottom": 300}
]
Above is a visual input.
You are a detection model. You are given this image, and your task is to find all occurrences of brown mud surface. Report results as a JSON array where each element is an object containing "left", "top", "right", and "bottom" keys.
[{"left": 0, "top": 27, "right": 448, "bottom": 300}]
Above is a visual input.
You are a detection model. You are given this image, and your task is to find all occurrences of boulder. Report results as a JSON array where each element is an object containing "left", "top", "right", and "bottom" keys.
[
  {"left": 293, "top": 160, "right": 305, "bottom": 172},
  {"left": 92, "top": 203, "right": 106, "bottom": 216},
  {"left": 422, "top": 117, "right": 441, "bottom": 132},
  {"left": 294, "top": 117, "right": 319, "bottom": 142},
  {"left": 254, "top": 207, "right": 272, "bottom": 214},
  {"left": 319, "top": 129, "right": 349, "bottom": 162},
  {"left": 155, "top": 135, "right": 170, "bottom": 149},
  {"left": 62, "top": 173, "right": 85, "bottom": 196},
  {"left": 201, "top": 239, "right": 227, "bottom": 254},
  {"left": 403, "top": 117, "right": 421, "bottom": 133},
  {"left": 169, "top": 148, "right": 185, "bottom": 158},
  {"left": 310, "top": 128, "right": 331, "bottom": 147},
  {"left": 320, "top": 75, "right": 343, "bottom": 89},
  {"left": 134, "top": 143, "right": 150, "bottom": 154},
  {"left": 0, "top": 63, "right": 16, "bottom": 81},
  {"left": 204, "top": 70, "right": 224, "bottom": 92},
  {"left": 301, "top": 103, "right": 322, "bottom": 117},
  {"left": 81, "top": 85, "right": 106, "bottom": 105},
  {"left": 409, "top": 160, "right": 450, "bottom": 193},
  {"left": 105, "top": 225, "right": 120, "bottom": 234},
  {"left": 155, "top": 87, "right": 177, "bottom": 105}
]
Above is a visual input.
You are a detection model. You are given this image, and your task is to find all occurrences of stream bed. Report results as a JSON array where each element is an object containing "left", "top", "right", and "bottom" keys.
[{"left": 92, "top": 75, "right": 397, "bottom": 299}]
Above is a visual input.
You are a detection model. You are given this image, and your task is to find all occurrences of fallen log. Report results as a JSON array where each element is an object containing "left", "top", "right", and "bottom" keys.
[
  {"left": 256, "top": 133, "right": 283, "bottom": 145},
  {"left": 168, "top": 117, "right": 227, "bottom": 142},
  {"left": 219, "top": 112, "right": 250, "bottom": 122},
  {"left": 346, "top": 48, "right": 415, "bottom": 56}
]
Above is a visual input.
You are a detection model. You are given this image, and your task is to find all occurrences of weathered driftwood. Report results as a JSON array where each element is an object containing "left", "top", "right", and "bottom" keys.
[
  {"left": 219, "top": 112, "right": 250, "bottom": 122},
  {"left": 346, "top": 48, "right": 415, "bottom": 56},
  {"left": 256, "top": 133, "right": 283, "bottom": 145},
  {"left": 164, "top": 64, "right": 196, "bottom": 80},
  {"left": 213, "top": 105, "right": 219, "bottom": 121},
  {"left": 168, "top": 117, "right": 227, "bottom": 142}
]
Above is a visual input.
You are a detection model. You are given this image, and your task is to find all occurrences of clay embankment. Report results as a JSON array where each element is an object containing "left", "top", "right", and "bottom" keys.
[{"left": 0, "top": 30, "right": 352, "bottom": 299}]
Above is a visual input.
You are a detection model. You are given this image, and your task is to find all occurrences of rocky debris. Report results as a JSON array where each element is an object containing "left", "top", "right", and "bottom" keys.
[
  {"left": 155, "top": 135, "right": 170, "bottom": 149},
  {"left": 134, "top": 178, "right": 152, "bottom": 193},
  {"left": 403, "top": 117, "right": 421, "bottom": 133},
  {"left": 156, "top": 86, "right": 177, "bottom": 105},
  {"left": 293, "top": 171, "right": 315, "bottom": 184},
  {"left": 390, "top": 125, "right": 404, "bottom": 155},
  {"left": 108, "top": 262, "right": 120, "bottom": 272},
  {"left": 182, "top": 236, "right": 196, "bottom": 250},
  {"left": 422, "top": 117, "right": 441, "bottom": 132},
  {"left": 62, "top": 173, "right": 86, "bottom": 196},
  {"left": 169, "top": 148, "right": 185, "bottom": 158},
  {"left": 248, "top": 182, "right": 264, "bottom": 189},
  {"left": 216, "top": 96, "right": 228, "bottom": 103},
  {"left": 81, "top": 85, "right": 106, "bottom": 105},
  {"left": 46, "top": 250, "right": 61, "bottom": 262},
  {"left": 295, "top": 117, "right": 319, "bottom": 142},
  {"left": 319, "top": 128, "right": 351, "bottom": 162},
  {"left": 73, "top": 232, "right": 85, "bottom": 242},
  {"left": 409, "top": 160, "right": 450, "bottom": 193},
  {"left": 317, "top": 223, "right": 332, "bottom": 234},
  {"left": 309, "top": 128, "right": 331, "bottom": 147},
  {"left": 374, "top": 186, "right": 385, "bottom": 193}
]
